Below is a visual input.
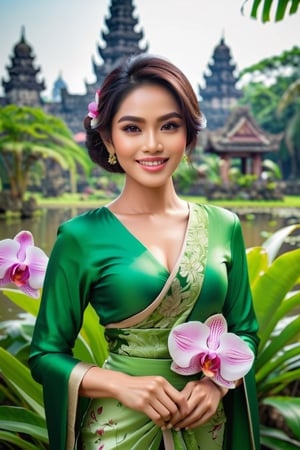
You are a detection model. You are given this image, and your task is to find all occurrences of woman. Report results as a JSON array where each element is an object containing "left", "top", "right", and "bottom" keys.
[{"left": 29, "top": 54, "right": 260, "bottom": 450}]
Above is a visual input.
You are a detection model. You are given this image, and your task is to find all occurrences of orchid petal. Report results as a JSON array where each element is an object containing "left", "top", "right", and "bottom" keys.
[
  {"left": 88, "top": 102, "right": 98, "bottom": 119},
  {"left": 205, "top": 314, "right": 227, "bottom": 350},
  {"left": 25, "top": 246, "right": 48, "bottom": 285},
  {"left": 170, "top": 359, "right": 201, "bottom": 376},
  {"left": 95, "top": 89, "right": 100, "bottom": 102},
  {"left": 0, "top": 272, "right": 13, "bottom": 286},
  {"left": 14, "top": 231, "right": 34, "bottom": 261},
  {"left": 168, "top": 321, "right": 209, "bottom": 367},
  {"left": 0, "top": 239, "right": 20, "bottom": 277},
  {"left": 213, "top": 373, "right": 236, "bottom": 389},
  {"left": 19, "top": 283, "right": 41, "bottom": 299},
  {"left": 217, "top": 333, "right": 254, "bottom": 381}
]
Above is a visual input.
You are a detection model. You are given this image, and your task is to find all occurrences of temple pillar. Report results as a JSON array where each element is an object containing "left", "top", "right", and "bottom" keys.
[
  {"left": 252, "top": 154, "right": 262, "bottom": 178},
  {"left": 220, "top": 154, "right": 230, "bottom": 183}
]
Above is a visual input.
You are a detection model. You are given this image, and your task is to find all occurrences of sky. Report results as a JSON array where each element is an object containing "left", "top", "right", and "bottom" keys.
[{"left": 0, "top": 0, "right": 299, "bottom": 100}]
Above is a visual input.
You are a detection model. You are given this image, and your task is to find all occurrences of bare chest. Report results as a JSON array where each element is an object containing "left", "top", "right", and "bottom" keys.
[{"left": 117, "top": 213, "right": 188, "bottom": 272}]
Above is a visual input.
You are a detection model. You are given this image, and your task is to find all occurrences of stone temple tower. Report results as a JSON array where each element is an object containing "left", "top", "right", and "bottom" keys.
[
  {"left": 57, "top": 0, "right": 148, "bottom": 132},
  {"left": 89, "top": 0, "right": 148, "bottom": 94},
  {"left": 199, "top": 37, "right": 243, "bottom": 130},
  {"left": 1, "top": 1, "right": 147, "bottom": 133},
  {"left": 2, "top": 27, "right": 45, "bottom": 107}
]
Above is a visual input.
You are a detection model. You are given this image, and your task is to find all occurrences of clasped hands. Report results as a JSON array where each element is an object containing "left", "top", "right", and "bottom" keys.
[{"left": 116, "top": 374, "right": 228, "bottom": 431}]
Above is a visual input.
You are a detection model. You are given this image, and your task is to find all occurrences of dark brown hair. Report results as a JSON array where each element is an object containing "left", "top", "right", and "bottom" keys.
[{"left": 84, "top": 53, "right": 206, "bottom": 173}]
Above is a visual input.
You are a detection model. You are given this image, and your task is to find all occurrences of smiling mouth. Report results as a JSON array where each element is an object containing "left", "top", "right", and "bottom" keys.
[{"left": 137, "top": 159, "right": 168, "bottom": 167}]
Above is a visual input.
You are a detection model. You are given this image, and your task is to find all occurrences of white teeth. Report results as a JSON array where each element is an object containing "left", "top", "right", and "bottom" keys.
[{"left": 139, "top": 160, "right": 165, "bottom": 167}]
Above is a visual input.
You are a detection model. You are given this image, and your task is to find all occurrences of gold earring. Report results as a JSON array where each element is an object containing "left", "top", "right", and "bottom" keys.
[
  {"left": 183, "top": 153, "right": 188, "bottom": 163},
  {"left": 108, "top": 153, "right": 117, "bottom": 165}
]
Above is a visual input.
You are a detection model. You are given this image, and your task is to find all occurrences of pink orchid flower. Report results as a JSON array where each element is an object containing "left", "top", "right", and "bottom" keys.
[
  {"left": 168, "top": 314, "right": 254, "bottom": 388},
  {"left": 0, "top": 230, "right": 48, "bottom": 299},
  {"left": 88, "top": 89, "right": 101, "bottom": 128}
]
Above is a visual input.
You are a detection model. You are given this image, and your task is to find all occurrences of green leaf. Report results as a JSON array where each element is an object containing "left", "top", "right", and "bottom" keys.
[
  {"left": 275, "top": 0, "right": 291, "bottom": 21},
  {"left": 257, "top": 315, "right": 300, "bottom": 370},
  {"left": 262, "top": 224, "right": 300, "bottom": 263},
  {"left": 0, "top": 406, "right": 47, "bottom": 442},
  {"left": 262, "top": 397, "right": 300, "bottom": 440},
  {"left": 246, "top": 246, "right": 268, "bottom": 286},
  {"left": 256, "top": 345, "right": 300, "bottom": 383},
  {"left": 262, "top": 0, "right": 273, "bottom": 22},
  {"left": 79, "top": 303, "right": 108, "bottom": 366},
  {"left": 0, "top": 429, "right": 41, "bottom": 450},
  {"left": 258, "top": 290, "right": 300, "bottom": 352},
  {"left": 259, "top": 368, "right": 300, "bottom": 394},
  {"left": 251, "top": 248, "right": 300, "bottom": 348},
  {"left": 260, "top": 425, "right": 300, "bottom": 449},
  {"left": 0, "top": 348, "right": 44, "bottom": 415},
  {"left": 250, "top": 0, "right": 262, "bottom": 18},
  {"left": 0, "top": 288, "right": 40, "bottom": 317}
]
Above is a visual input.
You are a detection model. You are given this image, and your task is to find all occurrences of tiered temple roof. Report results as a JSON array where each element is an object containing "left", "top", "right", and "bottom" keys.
[
  {"left": 2, "top": 27, "right": 45, "bottom": 106},
  {"left": 204, "top": 106, "right": 283, "bottom": 181},
  {"left": 200, "top": 37, "right": 242, "bottom": 130},
  {"left": 57, "top": 0, "right": 147, "bottom": 132},
  {"left": 93, "top": 0, "right": 147, "bottom": 87}
]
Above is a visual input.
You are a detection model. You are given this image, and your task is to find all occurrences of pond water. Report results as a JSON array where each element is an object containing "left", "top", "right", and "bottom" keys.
[{"left": 1, "top": 205, "right": 300, "bottom": 321}]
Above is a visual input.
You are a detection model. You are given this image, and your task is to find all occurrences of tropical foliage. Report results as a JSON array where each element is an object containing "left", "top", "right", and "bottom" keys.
[
  {"left": 247, "top": 224, "right": 300, "bottom": 448},
  {"left": 0, "top": 224, "right": 300, "bottom": 449},
  {"left": 0, "top": 105, "right": 92, "bottom": 204},
  {"left": 239, "top": 47, "right": 300, "bottom": 179},
  {"left": 241, "top": 0, "right": 300, "bottom": 22}
]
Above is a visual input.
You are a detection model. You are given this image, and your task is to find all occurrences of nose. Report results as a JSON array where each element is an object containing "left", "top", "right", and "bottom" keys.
[{"left": 142, "top": 130, "right": 163, "bottom": 153}]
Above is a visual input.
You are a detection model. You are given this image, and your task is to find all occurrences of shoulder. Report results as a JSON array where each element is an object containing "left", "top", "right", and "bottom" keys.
[
  {"left": 191, "top": 202, "right": 239, "bottom": 227},
  {"left": 57, "top": 207, "right": 109, "bottom": 241}
]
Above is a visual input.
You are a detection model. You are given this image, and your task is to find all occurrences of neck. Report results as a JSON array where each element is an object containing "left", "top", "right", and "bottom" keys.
[{"left": 110, "top": 178, "right": 185, "bottom": 215}]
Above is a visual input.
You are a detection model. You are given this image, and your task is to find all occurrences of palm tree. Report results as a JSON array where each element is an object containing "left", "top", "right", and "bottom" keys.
[{"left": 0, "top": 105, "right": 92, "bottom": 206}]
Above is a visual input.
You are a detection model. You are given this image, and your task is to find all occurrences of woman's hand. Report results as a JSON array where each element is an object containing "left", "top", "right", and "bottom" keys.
[
  {"left": 80, "top": 367, "right": 188, "bottom": 429},
  {"left": 168, "top": 377, "right": 227, "bottom": 431},
  {"left": 114, "top": 374, "right": 189, "bottom": 428}
]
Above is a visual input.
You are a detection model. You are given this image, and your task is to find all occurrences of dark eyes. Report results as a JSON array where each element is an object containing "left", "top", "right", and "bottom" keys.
[
  {"left": 123, "top": 125, "right": 140, "bottom": 133},
  {"left": 161, "top": 122, "right": 180, "bottom": 131},
  {"left": 122, "top": 122, "right": 181, "bottom": 133}
]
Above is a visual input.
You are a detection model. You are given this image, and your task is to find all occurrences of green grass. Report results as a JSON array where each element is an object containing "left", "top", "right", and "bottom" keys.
[{"left": 34, "top": 193, "right": 300, "bottom": 209}]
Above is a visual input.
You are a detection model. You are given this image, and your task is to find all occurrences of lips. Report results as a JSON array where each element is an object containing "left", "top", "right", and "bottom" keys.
[{"left": 137, "top": 158, "right": 168, "bottom": 167}]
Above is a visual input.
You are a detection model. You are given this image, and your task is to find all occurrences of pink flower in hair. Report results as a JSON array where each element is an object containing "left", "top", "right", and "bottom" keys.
[{"left": 88, "top": 89, "right": 101, "bottom": 128}]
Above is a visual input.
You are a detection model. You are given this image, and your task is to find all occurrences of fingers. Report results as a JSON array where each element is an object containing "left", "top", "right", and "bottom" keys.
[
  {"left": 169, "top": 378, "right": 222, "bottom": 431},
  {"left": 117, "top": 375, "right": 185, "bottom": 428}
]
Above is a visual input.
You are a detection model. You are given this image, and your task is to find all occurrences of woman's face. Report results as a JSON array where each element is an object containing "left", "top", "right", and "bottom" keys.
[{"left": 105, "top": 83, "right": 187, "bottom": 188}]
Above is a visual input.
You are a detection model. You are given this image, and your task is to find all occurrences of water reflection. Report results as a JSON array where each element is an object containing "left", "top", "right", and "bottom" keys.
[{"left": 1, "top": 205, "right": 299, "bottom": 321}]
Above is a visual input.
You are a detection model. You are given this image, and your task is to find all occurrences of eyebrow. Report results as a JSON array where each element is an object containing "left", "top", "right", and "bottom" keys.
[{"left": 117, "top": 112, "right": 183, "bottom": 123}]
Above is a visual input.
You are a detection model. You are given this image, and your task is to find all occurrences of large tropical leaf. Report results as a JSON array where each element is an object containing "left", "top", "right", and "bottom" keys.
[
  {"left": 0, "top": 429, "right": 42, "bottom": 450},
  {"left": 257, "top": 314, "right": 300, "bottom": 369},
  {"left": 262, "top": 396, "right": 300, "bottom": 440},
  {"left": 262, "top": 224, "right": 300, "bottom": 264},
  {"left": 0, "top": 406, "right": 47, "bottom": 442},
  {"left": 256, "top": 345, "right": 300, "bottom": 384},
  {"left": 0, "top": 288, "right": 41, "bottom": 317},
  {"left": 0, "top": 348, "right": 44, "bottom": 415},
  {"left": 246, "top": 246, "right": 268, "bottom": 287},
  {"left": 260, "top": 425, "right": 300, "bottom": 449},
  {"left": 79, "top": 303, "right": 108, "bottom": 366},
  {"left": 251, "top": 248, "right": 300, "bottom": 347}
]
